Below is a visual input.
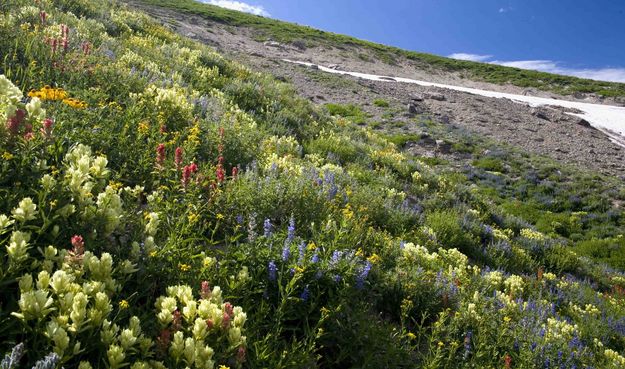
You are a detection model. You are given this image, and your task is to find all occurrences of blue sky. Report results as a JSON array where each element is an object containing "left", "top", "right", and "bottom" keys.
[{"left": 200, "top": 0, "right": 625, "bottom": 82}]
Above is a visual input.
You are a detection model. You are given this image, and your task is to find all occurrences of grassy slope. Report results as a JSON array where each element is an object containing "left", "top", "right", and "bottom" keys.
[{"left": 139, "top": 0, "right": 625, "bottom": 98}]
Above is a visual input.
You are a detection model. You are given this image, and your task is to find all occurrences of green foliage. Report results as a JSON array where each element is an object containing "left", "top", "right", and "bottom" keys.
[{"left": 373, "top": 99, "right": 390, "bottom": 108}]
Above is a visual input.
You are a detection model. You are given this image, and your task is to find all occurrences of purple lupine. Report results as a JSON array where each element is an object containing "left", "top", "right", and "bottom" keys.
[
  {"left": 264, "top": 218, "right": 273, "bottom": 238},
  {"left": 356, "top": 261, "right": 372, "bottom": 290},
  {"left": 236, "top": 214, "right": 244, "bottom": 224},
  {"left": 298, "top": 241, "right": 306, "bottom": 265},
  {"left": 300, "top": 285, "right": 310, "bottom": 302},
  {"left": 282, "top": 245, "right": 291, "bottom": 262},
  {"left": 286, "top": 215, "right": 296, "bottom": 244},
  {"left": 311, "top": 252, "right": 319, "bottom": 264},
  {"left": 268, "top": 260, "right": 277, "bottom": 281}
]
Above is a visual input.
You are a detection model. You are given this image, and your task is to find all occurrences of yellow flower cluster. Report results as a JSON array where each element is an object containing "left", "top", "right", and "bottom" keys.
[
  {"left": 28, "top": 86, "right": 88, "bottom": 109},
  {"left": 28, "top": 86, "right": 68, "bottom": 101}
]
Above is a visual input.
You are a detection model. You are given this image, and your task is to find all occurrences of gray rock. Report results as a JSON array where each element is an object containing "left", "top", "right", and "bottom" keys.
[
  {"left": 407, "top": 102, "right": 423, "bottom": 115},
  {"left": 436, "top": 139, "right": 452, "bottom": 154},
  {"left": 426, "top": 92, "right": 446, "bottom": 101}
]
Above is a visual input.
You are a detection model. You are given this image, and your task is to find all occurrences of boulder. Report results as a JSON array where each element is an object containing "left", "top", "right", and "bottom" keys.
[
  {"left": 436, "top": 139, "right": 452, "bottom": 154},
  {"left": 426, "top": 92, "right": 446, "bottom": 101}
]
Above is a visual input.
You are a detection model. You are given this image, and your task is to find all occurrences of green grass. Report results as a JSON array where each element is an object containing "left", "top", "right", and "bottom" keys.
[{"left": 139, "top": 0, "right": 625, "bottom": 98}]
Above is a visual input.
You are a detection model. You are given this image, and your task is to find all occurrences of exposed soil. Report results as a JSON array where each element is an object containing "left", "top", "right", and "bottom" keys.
[{"left": 129, "top": 2, "right": 625, "bottom": 178}]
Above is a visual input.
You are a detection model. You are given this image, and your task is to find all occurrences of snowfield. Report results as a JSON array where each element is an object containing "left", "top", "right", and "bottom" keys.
[{"left": 285, "top": 59, "right": 625, "bottom": 147}]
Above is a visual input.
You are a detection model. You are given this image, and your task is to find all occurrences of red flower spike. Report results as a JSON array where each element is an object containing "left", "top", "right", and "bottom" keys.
[
  {"left": 156, "top": 144, "right": 165, "bottom": 168},
  {"left": 174, "top": 147, "right": 183, "bottom": 169}
]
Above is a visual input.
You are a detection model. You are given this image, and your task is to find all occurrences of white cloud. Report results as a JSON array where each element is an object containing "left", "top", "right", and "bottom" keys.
[
  {"left": 449, "top": 53, "right": 625, "bottom": 83},
  {"left": 490, "top": 59, "right": 625, "bottom": 83},
  {"left": 200, "top": 0, "right": 270, "bottom": 17},
  {"left": 448, "top": 53, "right": 493, "bottom": 62},
  {"left": 499, "top": 8, "right": 506, "bottom": 13}
]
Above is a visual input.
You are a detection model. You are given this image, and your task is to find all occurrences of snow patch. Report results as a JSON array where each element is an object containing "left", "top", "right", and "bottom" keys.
[{"left": 284, "top": 59, "right": 625, "bottom": 147}]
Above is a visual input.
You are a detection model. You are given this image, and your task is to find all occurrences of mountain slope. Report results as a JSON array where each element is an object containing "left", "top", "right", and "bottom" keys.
[
  {"left": 138, "top": 0, "right": 625, "bottom": 99},
  {"left": 0, "top": 1, "right": 624, "bottom": 368}
]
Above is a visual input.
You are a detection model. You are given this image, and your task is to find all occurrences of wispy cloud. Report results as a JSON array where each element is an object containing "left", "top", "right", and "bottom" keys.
[
  {"left": 200, "top": 0, "right": 270, "bottom": 17},
  {"left": 491, "top": 59, "right": 625, "bottom": 83},
  {"left": 448, "top": 53, "right": 493, "bottom": 62},
  {"left": 449, "top": 53, "right": 625, "bottom": 83}
]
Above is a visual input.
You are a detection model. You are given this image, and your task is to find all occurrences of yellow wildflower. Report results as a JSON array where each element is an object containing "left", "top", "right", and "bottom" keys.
[
  {"left": 119, "top": 300, "right": 129, "bottom": 309},
  {"left": 503, "top": 316, "right": 511, "bottom": 323},
  {"left": 188, "top": 212, "right": 199, "bottom": 224},
  {"left": 2, "top": 152, "right": 14, "bottom": 160},
  {"left": 216, "top": 213, "right": 225, "bottom": 220},
  {"left": 218, "top": 365, "right": 230, "bottom": 369},
  {"left": 367, "top": 253, "right": 381, "bottom": 264},
  {"left": 307, "top": 242, "right": 317, "bottom": 251},
  {"left": 355, "top": 248, "right": 363, "bottom": 257},
  {"left": 62, "top": 98, "right": 88, "bottom": 109},
  {"left": 178, "top": 263, "right": 191, "bottom": 272},
  {"left": 438, "top": 341, "right": 444, "bottom": 347},
  {"left": 407, "top": 332, "right": 416, "bottom": 340},
  {"left": 138, "top": 121, "right": 150, "bottom": 135}
]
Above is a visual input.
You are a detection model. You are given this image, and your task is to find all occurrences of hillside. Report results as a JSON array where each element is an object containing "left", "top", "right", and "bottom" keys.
[
  {"left": 138, "top": 0, "right": 625, "bottom": 99},
  {"left": 1, "top": 0, "right": 625, "bottom": 368}
]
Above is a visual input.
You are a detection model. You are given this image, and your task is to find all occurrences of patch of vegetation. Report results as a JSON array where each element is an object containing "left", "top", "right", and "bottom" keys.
[{"left": 373, "top": 98, "right": 390, "bottom": 107}]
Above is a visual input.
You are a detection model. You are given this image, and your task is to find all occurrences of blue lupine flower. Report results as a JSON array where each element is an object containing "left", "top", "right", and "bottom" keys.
[
  {"left": 282, "top": 245, "right": 291, "bottom": 262},
  {"left": 300, "top": 285, "right": 310, "bottom": 302},
  {"left": 286, "top": 215, "right": 296, "bottom": 244},
  {"left": 311, "top": 252, "right": 319, "bottom": 264},
  {"left": 356, "top": 261, "right": 372, "bottom": 289},
  {"left": 298, "top": 241, "right": 306, "bottom": 265},
  {"left": 330, "top": 251, "right": 342, "bottom": 267},
  {"left": 264, "top": 218, "right": 273, "bottom": 238},
  {"left": 399, "top": 240, "right": 406, "bottom": 249},
  {"left": 334, "top": 274, "right": 342, "bottom": 283},
  {"left": 1, "top": 343, "right": 24, "bottom": 369},
  {"left": 32, "top": 352, "right": 60, "bottom": 369},
  {"left": 268, "top": 261, "right": 277, "bottom": 281},
  {"left": 235, "top": 214, "right": 244, "bottom": 224}
]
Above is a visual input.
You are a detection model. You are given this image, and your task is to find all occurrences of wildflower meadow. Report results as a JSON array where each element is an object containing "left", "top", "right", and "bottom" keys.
[{"left": 0, "top": 0, "right": 624, "bottom": 368}]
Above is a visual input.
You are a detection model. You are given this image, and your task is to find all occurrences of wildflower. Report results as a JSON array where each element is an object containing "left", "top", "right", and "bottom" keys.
[
  {"left": 268, "top": 260, "right": 277, "bottom": 282},
  {"left": 286, "top": 215, "right": 296, "bottom": 244},
  {"left": 156, "top": 144, "right": 165, "bottom": 168},
  {"left": 263, "top": 218, "right": 273, "bottom": 238},
  {"left": 31, "top": 352, "right": 59, "bottom": 369},
  {"left": 12, "top": 197, "right": 37, "bottom": 222},
  {"left": 247, "top": 214, "right": 257, "bottom": 242},
  {"left": 281, "top": 245, "right": 290, "bottom": 262},
  {"left": 178, "top": 263, "right": 191, "bottom": 272},
  {"left": 356, "top": 261, "right": 372, "bottom": 290},
  {"left": 232, "top": 166, "right": 239, "bottom": 178},
  {"left": 504, "top": 354, "right": 512, "bottom": 369},
  {"left": 367, "top": 253, "right": 381, "bottom": 264},
  {"left": 1, "top": 343, "right": 24, "bottom": 369},
  {"left": 503, "top": 316, "right": 512, "bottom": 323},
  {"left": 438, "top": 341, "right": 444, "bottom": 348},
  {"left": 216, "top": 164, "right": 225, "bottom": 183},
  {"left": 218, "top": 366, "right": 230, "bottom": 369},
  {"left": 311, "top": 252, "right": 319, "bottom": 264},
  {"left": 62, "top": 98, "right": 87, "bottom": 109},
  {"left": 1, "top": 152, "right": 13, "bottom": 160},
  {"left": 200, "top": 281, "right": 211, "bottom": 299},
  {"left": 174, "top": 147, "right": 183, "bottom": 169},
  {"left": 300, "top": 285, "right": 310, "bottom": 302},
  {"left": 298, "top": 241, "right": 306, "bottom": 264},
  {"left": 181, "top": 163, "right": 198, "bottom": 188},
  {"left": 119, "top": 300, "right": 129, "bottom": 310},
  {"left": 236, "top": 346, "right": 246, "bottom": 363}
]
